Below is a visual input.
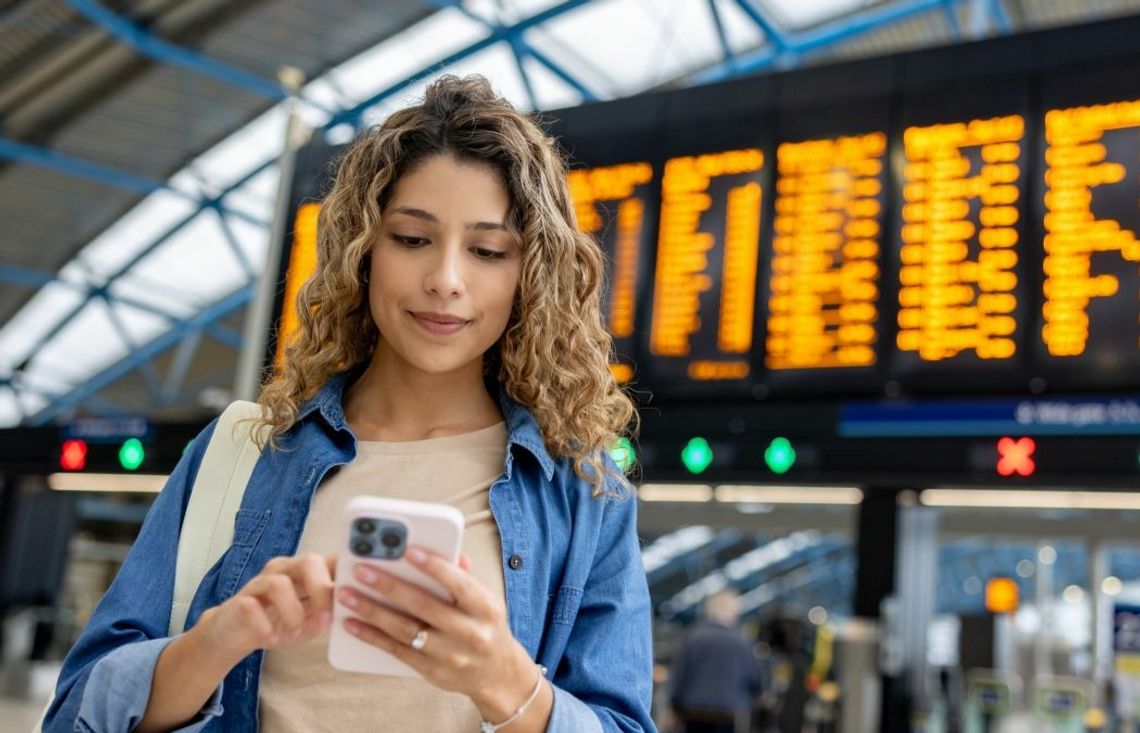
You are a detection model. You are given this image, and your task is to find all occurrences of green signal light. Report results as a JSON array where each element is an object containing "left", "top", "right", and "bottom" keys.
[
  {"left": 764, "top": 437, "right": 796, "bottom": 475},
  {"left": 610, "top": 437, "right": 635, "bottom": 472},
  {"left": 681, "top": 437, "right": 713, "bottom": 475},
  {"left": 119, "top": 438, "right": 145, "bottom": 471}
]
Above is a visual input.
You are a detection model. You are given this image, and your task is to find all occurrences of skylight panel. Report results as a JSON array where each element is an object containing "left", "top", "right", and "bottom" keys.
[
  {"left": 0, "top": 284, "right": 86, "bottom": 374},
  {"left": 518, "top": 53, "right": 585, "bottom": 111},
  {"left": 115, "top": 215, "right": 250, "bottom": 309},
  {"left": 538, "top": 0, "right": 721, "bottom": 97},
  {"left": 73, "top": 192, "right": 198, "bottom": 282},
  {"left": 764, "top": 0, "right": 872, "bottom": 30},
  {"left": 34, "top": 302, "right": 131, "bottom": 388},
  {"left": 712, "top": 0, "right": 765, "bottom": 52}
]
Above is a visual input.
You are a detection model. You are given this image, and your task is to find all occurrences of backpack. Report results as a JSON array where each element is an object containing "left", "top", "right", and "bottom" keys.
[{"left": 33, "top": 400, "right": 265, "bottom": 732}]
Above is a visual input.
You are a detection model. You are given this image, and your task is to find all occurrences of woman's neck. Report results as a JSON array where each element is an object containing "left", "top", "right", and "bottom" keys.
[{"left": 342, "top": 359, "right": 503, "bottom": 442}]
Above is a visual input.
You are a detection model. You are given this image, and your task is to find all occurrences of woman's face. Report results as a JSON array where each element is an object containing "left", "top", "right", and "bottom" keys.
[{"left": 368, "top": 154, "right": 521, "bottom": 380}]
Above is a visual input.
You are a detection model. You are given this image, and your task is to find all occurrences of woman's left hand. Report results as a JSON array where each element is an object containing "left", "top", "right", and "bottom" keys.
[{"left": 337, "top": 547, "right": 544, "bottom": 723}]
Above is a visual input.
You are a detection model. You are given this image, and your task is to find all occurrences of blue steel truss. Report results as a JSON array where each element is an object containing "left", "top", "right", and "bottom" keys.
[{"left": 12, "top": 0, "right": 1013, "bottom": 424}]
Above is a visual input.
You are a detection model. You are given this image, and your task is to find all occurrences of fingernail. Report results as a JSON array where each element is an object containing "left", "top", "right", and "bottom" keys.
[
  {"left": 355, "top": 565, "right": 378, "bottom": 583},
  {"left": 339, "top": 589, "right": 357, "bottom": 607},
  {"left": 407, "top": 548, "right": 426, "bottom": 564}
]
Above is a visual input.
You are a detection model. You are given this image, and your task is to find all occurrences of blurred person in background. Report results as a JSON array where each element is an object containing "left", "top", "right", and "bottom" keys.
[{"left": 669, "top": 589, "right": 764, "bottom": 733}]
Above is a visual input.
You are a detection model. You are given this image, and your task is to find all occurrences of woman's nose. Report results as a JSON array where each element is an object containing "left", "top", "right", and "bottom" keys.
[{"left": 424, "top": 245, "right": 464, "bottom": 297}]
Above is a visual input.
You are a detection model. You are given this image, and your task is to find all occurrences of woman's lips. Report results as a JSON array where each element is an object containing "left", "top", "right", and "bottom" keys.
[{"left": 410, "top": 312, "right": 470, "bottom": 335}]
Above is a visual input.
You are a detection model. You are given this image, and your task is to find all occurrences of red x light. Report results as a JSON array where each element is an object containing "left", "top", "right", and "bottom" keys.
[
  {"left": 997, "top": 436, "right": 1035, "bottom": 477},
  {"left": 60, "top": 439, "right": 88, "bottom": 472}
]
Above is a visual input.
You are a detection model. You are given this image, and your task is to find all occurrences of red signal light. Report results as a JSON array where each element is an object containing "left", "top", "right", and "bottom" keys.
[
  {"left": 997, "top": 436, "right": 1035, "bottom": 477},
  {"left": 60, "top": 439, "right": 88, "bottom": 471}
]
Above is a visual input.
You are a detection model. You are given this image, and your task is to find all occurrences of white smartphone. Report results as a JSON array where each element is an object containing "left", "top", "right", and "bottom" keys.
[{"left": 328, "top": 496, "right": 465, "bottom": 675}]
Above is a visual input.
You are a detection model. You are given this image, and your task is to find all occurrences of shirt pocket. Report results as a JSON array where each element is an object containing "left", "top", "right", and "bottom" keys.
[
  {"left": 549, "top": 585, "right": 584, "bottom": 626},
  {"left": 219, "top": 507, "right": 272, "bottom": 597}
]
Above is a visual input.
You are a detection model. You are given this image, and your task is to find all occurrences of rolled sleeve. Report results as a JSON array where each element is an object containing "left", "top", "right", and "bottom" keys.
[
  {"left": 77, "top": 637, "right": 224, "bottom": 733},
  {"left": 547, "top": 683, "right": 604, "bottom": 733}
]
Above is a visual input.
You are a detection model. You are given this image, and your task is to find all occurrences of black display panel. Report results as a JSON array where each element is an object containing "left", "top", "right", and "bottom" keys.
[
  {"left": 758, "top": 100, "right": 893, "bottom": 396},
  {"left": 265, "top": 141, "right": 341, "bottom": 374},
  {"left": 553, "top": 96, "right": 662, "bottom": 387},
  {"left": 1034, "top": 63, "right": 1140, "bottom": 392},
  {"left": 886, "top": 81, "right": 1033, "bottom": 393},
  {"left": 629, "top": 79, "right": 776, "bottom": 397},
  {"left": 640, "top": 119, "right": 769, "bottom": 396}
]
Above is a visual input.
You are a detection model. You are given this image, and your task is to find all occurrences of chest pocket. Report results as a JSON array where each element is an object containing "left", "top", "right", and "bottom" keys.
[
  {"left": 540, "top": 586, "right": 584, "bottom": 664},
  {"left": 218, "top": 508, "right": 272, "bottom": 597},
  {"left": 550, "top": 586, "right": 584, "bottom": 626}
]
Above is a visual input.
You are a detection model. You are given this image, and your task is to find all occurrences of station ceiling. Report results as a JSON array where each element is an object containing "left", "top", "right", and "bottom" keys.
[{"left": 3, "top": 0, "right": 1140, "bottom": 425}]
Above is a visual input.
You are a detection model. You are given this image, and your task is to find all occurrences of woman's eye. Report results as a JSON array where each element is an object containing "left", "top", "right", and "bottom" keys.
[
  {"left": 473, "top": 247, "right": 507, "bottom": 260},
  {"left": 392, "top": 235, "right": 428, "bottom": 247}
]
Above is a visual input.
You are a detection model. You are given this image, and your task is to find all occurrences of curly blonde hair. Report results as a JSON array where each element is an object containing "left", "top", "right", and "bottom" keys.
[{"left": 257, "top": 75, "right": 637, "bottom": 497}]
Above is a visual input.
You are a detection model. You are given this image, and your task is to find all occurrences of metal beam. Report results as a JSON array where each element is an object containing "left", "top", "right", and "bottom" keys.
[
  {"left": 707, "top": 0, "right": 738, "bottom": 76},
  {"left": 731, "top": 0, "right": 789, "bottom": 52},
  {"left": 204, "top": 322, "right": 244, "bottom": 351},
  {"left": 522, "top": 44, "right": 599, "bottom": 102},
  {"left": 0, "top": 137, "right": 267, "bottom": 228},
  {"left": 98, "top": 295, "right": 164, "bottom": 400},
  {"left": 0, "top": 136, "right": 187, "bottom": 199},
  {"left": 10, "top": 157, "right": 275, "bottom": 384},
  {"left": 422, "top": 0, "right": 601, "bottom": 106},
  {"left": 694, "top": 0, "right": 953, "bottom": 84},
  {"left": 30, "top": 285, "right": 253, "bottom": 424},
  {"left": 66, "top": 0, "right": 289, "bottom": 104},
  {"left": 943, "top": 0, "right": 962, "bottom": 40},
  {"left": 325, "top": 0, "right": 593, "bottom": 130},
  {"left": 209, "top": 204, "right": 257, "bottom": 282},
  {"left": 990, "top": 0, "right": 1011, "bottom": 32},
  {"left": 509, "top": 37, "right": 540, "bottom": 110},
  {"left": 0, "top": 263, "right": 192, "bottom": 324},
  {"left": 784, "top": 0, "right": 951, "bottom": 55},
  {"left": 160, "top": 328, "right": 203, "bottom": 405}
]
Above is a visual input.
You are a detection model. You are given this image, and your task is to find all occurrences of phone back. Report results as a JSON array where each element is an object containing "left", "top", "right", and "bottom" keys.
[{"left": 328, "top": 496, "right": 464, "bottom": 675}]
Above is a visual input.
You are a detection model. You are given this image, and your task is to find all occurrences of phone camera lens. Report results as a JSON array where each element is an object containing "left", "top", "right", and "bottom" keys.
[
  {"left": 381, "top": 532, "right": 402, "bottom": 549},
  {"left": 355, "top": 519, "right": 376, "bottom": 534},
  {"left": 353, "top": 541, "right": 373, "bottom": 556}
]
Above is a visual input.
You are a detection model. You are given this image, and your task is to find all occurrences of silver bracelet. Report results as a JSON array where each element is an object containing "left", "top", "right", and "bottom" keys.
[{"left": 479, "top": 664, "right": 548, "bottom": 733}]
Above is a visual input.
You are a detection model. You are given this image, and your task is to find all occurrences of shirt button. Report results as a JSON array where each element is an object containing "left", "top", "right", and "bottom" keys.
[{"left": 508, "top": 554, "right": 524, "bottom": 571}]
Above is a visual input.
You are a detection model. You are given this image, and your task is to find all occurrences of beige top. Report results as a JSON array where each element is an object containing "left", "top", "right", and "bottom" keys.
[{"left": 258, "top": 422, "right": 508, "bottom": 733}]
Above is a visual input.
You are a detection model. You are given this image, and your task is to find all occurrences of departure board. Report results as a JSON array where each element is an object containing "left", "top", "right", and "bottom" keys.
[
  {"left": 566, "top": 161, "right": 655, "bottom": 384},
  {"left": 894, "top": 113, "right": 1028, "bottom": 377},
  {"left": 265, "top": 142, "right": 338, "bottom": 375},
  {"left": 765, "top": 132, "right": 887, "bottom": 371},
  {"left": 1039, "top": 97, "right": 1140, "bottom": 380},
  {"left": 647, "top": 148, "right": 765, "bottom": 385},
  {"left": 266, "top": 16, "right": 1140, "bottom": 412},
  {"left": 275, "top": 202, "right": 319, "bottom": 369}
]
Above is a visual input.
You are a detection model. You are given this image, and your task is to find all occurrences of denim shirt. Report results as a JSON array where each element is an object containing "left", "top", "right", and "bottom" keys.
[{"left": 45, "top": 373, "right": 656, "bottom": 733}]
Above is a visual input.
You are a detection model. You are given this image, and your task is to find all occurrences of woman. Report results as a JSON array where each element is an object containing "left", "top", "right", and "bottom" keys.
[{"left": 44, "top": 75, "right": 655, "bottom": 733}]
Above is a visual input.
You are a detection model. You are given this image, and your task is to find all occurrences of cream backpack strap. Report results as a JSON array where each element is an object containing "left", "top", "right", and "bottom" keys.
[{"left": 168, "top": 399, "right": 266, "bottom": 637}]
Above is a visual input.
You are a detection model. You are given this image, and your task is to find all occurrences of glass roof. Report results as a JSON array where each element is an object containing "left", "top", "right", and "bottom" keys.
[{"left": 0, "top": 0, "right": 1016, "bottom": 425}]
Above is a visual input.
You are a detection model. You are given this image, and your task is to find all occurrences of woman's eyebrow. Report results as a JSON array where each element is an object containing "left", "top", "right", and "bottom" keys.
[{"left": 390, "top": 206, "right": 507, "bottom": 231}]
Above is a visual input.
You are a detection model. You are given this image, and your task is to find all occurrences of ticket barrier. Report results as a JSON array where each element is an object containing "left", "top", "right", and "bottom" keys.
[
  {"left": 1033, "top": 676, "right": 1092, "bottom": 733},
  {"left": 964, "top": 670, "right": 1020, "bottom": 733}
]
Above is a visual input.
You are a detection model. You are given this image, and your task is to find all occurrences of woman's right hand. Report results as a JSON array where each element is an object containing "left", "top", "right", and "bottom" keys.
[{"left": 197, "top": 553, "right": 336, "bottom": 663}]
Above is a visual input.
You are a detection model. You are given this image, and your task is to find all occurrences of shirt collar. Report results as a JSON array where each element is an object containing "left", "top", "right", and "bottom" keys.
[
  {"left": 488, "top": 378, "right": 556, "bottom": 481},
  {"left": 295, "top": 370, "right": 556, "bottom": 481}
]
